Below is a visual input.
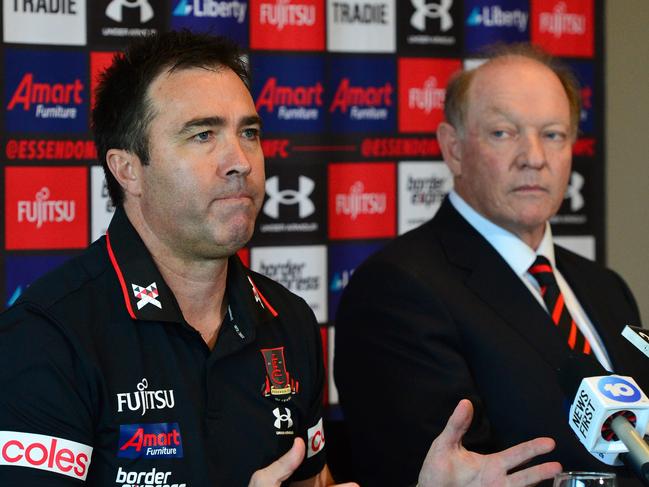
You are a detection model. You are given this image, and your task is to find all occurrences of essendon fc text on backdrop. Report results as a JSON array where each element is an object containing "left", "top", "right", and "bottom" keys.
[
  {"left": 251, "top": 245, "right": 327, "bottom": 323},
  {"left": 5, "top": 167, "right": 88, "bottom": 250},
  {"left": 5, "top": 140, "right": 97, "bottom": 161},
  {"left": 327, "top": 0, "right": 396, "bottom": 53},
  {"left": 531, "top": 0, "right": 593, "bottom": 58},
  {"left": 5, "top": 50, "right": 88, "bottom": 134},
  {"left": 250, "top": 0, "right": 325, "bottom": 51},
  {"left": 253, "top": 55, "right": 326, "bottom": 134},
  {"left": 398, "top": 57, "right": 461, "bottom": 133},
  {"left": 328, "top": 57, "right": 396, "bottom": 133},
  {"left": 171, "top": 0, "right": 248, "bottom": 44},
  {"left": 328, "top": 162, "right": 395, "bottom": 239}
]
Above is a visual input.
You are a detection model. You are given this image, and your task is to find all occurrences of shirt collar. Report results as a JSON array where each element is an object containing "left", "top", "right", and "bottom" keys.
[
  {"left": 105, "top": 206, "right": 277, "bottom": 334},
  {"left": 448, "top": 190, "right": 555, "bottom": 278}
]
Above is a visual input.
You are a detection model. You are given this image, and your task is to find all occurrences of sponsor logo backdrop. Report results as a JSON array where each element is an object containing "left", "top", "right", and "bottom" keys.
[{"left": 1, "top": 0, "right": 604, "bottom": 418}]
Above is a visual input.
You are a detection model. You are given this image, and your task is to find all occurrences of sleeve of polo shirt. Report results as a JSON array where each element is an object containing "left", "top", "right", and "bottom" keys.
[
  {"left": 0, "top": 304, "right": 96, "bottom": 485},
  {"left": 289, "top": 305, "right": 327, "bottom": 482}
]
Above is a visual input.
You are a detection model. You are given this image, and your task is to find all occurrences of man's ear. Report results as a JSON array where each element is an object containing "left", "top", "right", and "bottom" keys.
[
  {"left": 106, "top": 149, "right": 143, "bottom": 198},
  {"left": 437, "top": 122, "right": 463, "bottom": 177}
]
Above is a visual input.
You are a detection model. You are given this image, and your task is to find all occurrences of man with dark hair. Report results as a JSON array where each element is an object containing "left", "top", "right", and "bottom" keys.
[
  {"left": 335, "top": 44, "right": 648, "bottom": 487},
  {"left": 0, "top": 32, "right": 560, "bottom": 486}
]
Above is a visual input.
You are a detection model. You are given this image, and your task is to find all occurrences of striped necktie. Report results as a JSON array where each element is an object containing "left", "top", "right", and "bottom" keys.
[{"left": 528, "top": 255, "right": 591, "bottom": 355}]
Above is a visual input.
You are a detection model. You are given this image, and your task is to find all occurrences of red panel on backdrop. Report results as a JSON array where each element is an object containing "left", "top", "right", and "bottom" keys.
[
  {"left": 250, "top": 0, "right": 325, "bottom": 51},
  {"left": 531, "top": 0, "right": 594, "bottom": 58}
]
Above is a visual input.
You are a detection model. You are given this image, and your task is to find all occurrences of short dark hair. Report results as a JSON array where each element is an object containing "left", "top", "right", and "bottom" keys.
[
  {"left": 92, "top": 30, "right": 250, "bottom": 207},
  {"left": 444, "top": 43, "right": 581, "bottom": 139}
]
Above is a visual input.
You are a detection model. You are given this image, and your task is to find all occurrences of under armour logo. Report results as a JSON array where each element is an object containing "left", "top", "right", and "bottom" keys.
[
  {"left": 132, "top": 282, "right": 162, "bottom": 310},
  {"left": 106, "top": 0, "right": 155, "bottom": 23},
  {"left": 264, "top": 176, "right": 315, "bottom": 219},
  {"left": 273, "top": 407, "right": 294, "bottom": 429},
  {"left": 565, "top": 171, "right": 584, "bottom": 211},
  {"left": 410, "top": 0, "right": 454, "bottom": 32}
]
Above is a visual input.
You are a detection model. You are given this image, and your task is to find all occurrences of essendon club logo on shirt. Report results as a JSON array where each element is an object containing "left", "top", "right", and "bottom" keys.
[
  {"left": 250, "top": 0, "right": 325, "bottom": 51},
  {"left": 531, "top": 0, "right": 593, "bottom": 57},
  {"left": 5, "top": 49, "right": 88, "bottom": 133},
  {"left": 261, "top": 347, "right": 300, "bottom": 402},
  {"left": 5, "top": 166, "right": 88, "bottom": 250},
  {"left": 328, "top": 163, "right": 395, "bottom": 239},
  {"left": 0, "top": 431, "right": 93, "bottom": 481},
  {"left": 398, "top": 58, "right": 461, "bottom": 133},
  {"left": 117, "top": 423, "right": 183, "bottom": 459}
]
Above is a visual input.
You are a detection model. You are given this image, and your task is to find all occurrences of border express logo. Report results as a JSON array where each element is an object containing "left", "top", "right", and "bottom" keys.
[
  {"left": 5, "top": 49, "right": 88, "bottom": 134},
  {"left": 464, "top": 0, "right": 529, "bottom": 53},
  {"left": 5, "top": 166, "right": 88, "bottom": 250},
  {"left": 253, "top": 55, "right": 325, "bottom": 134},
  {"left": 250, "top": 0, "right": 325, "bottom": 51},
  {"left": 531, "top": 0, "right": 593, "bottom": 58},
  {"left": 328, "top": 162, "right": 396, "bottom": 239},
  {"left": 172, "top": 0, "right": 249, "bottom": 45},
  {"left": 327, "top": 0, "right": 396, "bottom": 53},
  {"left": 397, "top": 0, "right": 462, "bottom": 53},
  {"left": 117, "top": 423, "right": 183, "bottom": 459},
  {"left": 5, "top": 255, "right": 72, "bottom": 307},
  {"left": 328, "top": 57, "right": 396, "bottom": 133},
  {"left": 398, "top": 57, "right": 461, "bottom": 133},
  {"left": 3, "top": 0, "right": 86, "bottom": 45}
]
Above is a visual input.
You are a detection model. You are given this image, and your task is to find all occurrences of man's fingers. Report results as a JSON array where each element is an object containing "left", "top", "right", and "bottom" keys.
[
  {"left": 435, "top": 399, "right": 474, "bottom": 448},
  {"left": 494, "top": 437, "right": 557, "bottom": 472},
  {"left": 507, "top": 461, "right": 563, "bottom": 487},
  {"left": 250, "top": 438, "right": 305, "bottom": 485}
]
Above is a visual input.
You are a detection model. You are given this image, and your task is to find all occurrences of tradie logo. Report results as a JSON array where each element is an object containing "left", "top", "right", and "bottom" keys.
[
  {"left": 565, "top": 171, "right": 584, "bottom": 212},
  {"left": 116, "top": 378, "right": 175, "bottom": 416},
  {"left": 264, "top": 176, "right": 315, "bottom": 219},
  {"left": 539, "top": 1, "right": 586, "bottom": 38},
  {"left": 173, "top": 0, "right": 247, "bottom": 22},
  {"left": 256, "top": 77, "right": 324, "bottom": 118},
  {"left": 273, "top": 407, "right": 294, "bottom": 429},
  {"left": 411, "top": 0, "right": 453, "bottom": 32},
  {"left": 466, "top": 5, "right": 528, "bottom": 32},
  {"left": 17, "top": 187, "right": 76, "bottom": 229},
  {"left": 408, "top": 77, "right": 445, "bottom": 114},
  {"left": 331, "top": 1, "right": 389, "bottom": 25},
  {"left": 106, "top": 0, "right": 154, "bottom": 23},
  {"left": 7, "top": 73, "right": 84, "bottom": 119},
  {"left": 131, "top": 282, "right": 161, "bottom": 310},
  {"left": 259, "top": 0, "right": 316, "bottom": 31},
  {"left": 335, "top": 182, "right": 387, "bottom": 220}
]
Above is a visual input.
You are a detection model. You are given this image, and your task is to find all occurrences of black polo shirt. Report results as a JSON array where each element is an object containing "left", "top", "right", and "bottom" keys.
[{"left": 0, "top": 207, "right": 326, "bottom": 486}]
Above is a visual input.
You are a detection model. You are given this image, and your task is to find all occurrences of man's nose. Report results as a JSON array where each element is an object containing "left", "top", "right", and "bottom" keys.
[
  {"left": 518, "top": 133, "right": 546, "bottom": 168},
  {"left": 220, "top": 137, "right": 253, "bottom": 177}
]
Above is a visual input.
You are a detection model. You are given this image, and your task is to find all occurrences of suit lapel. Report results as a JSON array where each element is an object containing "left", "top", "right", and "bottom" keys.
[{"left": 433, "top": 200, "right": 573, "bottom": 370}]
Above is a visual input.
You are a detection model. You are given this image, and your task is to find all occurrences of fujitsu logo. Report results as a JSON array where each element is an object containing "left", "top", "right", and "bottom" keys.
[
  {"left": 7, "top": 73, "right": 83, "bottom": 119},
  {"left": 539, "top": 2, "right": 586, "bottom": 38},
  {"left": 256, "top": 78, "right": 324, "bottom": 120},
  {"left": 330, "top": 79, "right": 392, "bottom": 120},
  {"left": 17, "top": 187, "right": 76, "bottom": 229},
  {"left": 408, "top": 76, "right": 445, "bottom": 114},
  {"left": 116, "top": 378, "right": 175, "bottom": 416},
  {"left": 259, "top": 0, "right": 316, "bottom": 31},
  {"left": 335, "top": 181, "right": 386, "bottom": 220},
  {"left": 410, "top": 0, "right": 453, "bottom": 32}
]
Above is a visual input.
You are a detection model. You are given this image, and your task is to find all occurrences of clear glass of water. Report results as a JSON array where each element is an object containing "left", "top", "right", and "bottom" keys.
[{"left": 553, "top": 472, "right": 617, "bottom": 487}]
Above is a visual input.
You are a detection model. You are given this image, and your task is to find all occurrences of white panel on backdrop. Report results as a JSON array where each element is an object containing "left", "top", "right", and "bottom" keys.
[
  {"left": 251, "top": 246, "right": 328, "bottom": 323},
  {"left": 327, "top": 326, "right": 339, "bottom": 404},
  {"left": 327, "top": 0, "right": 396, "bottom": 53},
  {"left": 91, "top": 166, "right": 116, "bottom": 243},
  {"left": 4, "top": 0, "right": 87, "bottom": 45},
  {"left": 554, "top": 236, "right": 596, "bottom": 261},
  {"left": 398, "top": 161, "right": 453, "bottom": 235}
]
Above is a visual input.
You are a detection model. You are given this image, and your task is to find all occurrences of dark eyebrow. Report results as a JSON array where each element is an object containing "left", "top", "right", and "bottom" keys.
[
  {"left": 178, "top": 116, "right": 225, "bottom": 135},
  {"left": 241, "top": 115, "right": 263, "bottom": 129}
]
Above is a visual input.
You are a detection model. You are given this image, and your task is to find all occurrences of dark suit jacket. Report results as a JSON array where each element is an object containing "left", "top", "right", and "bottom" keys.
[{"left": 334, "top": 198, "right": 648, "bottom": 487}]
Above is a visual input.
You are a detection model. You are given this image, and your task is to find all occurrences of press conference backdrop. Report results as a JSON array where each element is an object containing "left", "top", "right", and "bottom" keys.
[{"left": 2, "top": 0, "right": 604, "bottom": 411}]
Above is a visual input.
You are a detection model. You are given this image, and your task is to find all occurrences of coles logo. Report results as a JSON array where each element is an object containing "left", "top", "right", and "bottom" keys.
[
  {"left": 328, "top": 163, "right": 395, "bottom": 239},
  {"left": 250, "top": 0, "right": 325, "bottom": 51},
  {"left": 398, "top": 57, "right": 461, "bottom": 133},
  {"left": 0, "top": 431, "right": 92, "bottom": 480},
  {"left": 328, "top": 57, "right": 396, "bottom": 133},
  {"left": 118, "top": 423, "right": 183, "bottom": 459},
  {"left": 172, "top": 0, "right": 248, "bottom": 44},
  {"left": 5, "top": 49, "right": 88, "bottom": 133},
  {"left": 5, "top": 166, "right": 88, "bottom": 250},
  {"left": 252, "top": 55, "right": 325, "bottom": 133},
  {"left": 306, "top": 418, "right": 325, "bottom": 458},
  {"left": 531, "top": 0, "right": 593, "bottom": 57}
]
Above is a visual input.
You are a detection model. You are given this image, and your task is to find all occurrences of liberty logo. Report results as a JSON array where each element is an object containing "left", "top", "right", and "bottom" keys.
[
  {"left": 264, "top": 176, "right": 315, "bottom": 219},
  {"left": 410, "top": 0, "right": 453, "bottom": 32}
]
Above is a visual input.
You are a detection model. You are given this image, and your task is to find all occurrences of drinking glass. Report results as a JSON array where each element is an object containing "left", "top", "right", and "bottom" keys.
[{"left": 553, "top": 472, "right": 617, "bottom": 487}]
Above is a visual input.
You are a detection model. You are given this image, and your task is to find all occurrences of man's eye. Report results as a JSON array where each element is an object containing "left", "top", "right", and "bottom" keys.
[
  {"left": 242, "top": 128, "right": 260, "bottom": 140},
  {"left": 193, "top": 131, "right": 211, "bottom": 142},
  {"left": 545, "top": 131, "right": 566, "bottom": 141},
  {"left": 491, "top": 130, "right": 509, "bottom": 139}
]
